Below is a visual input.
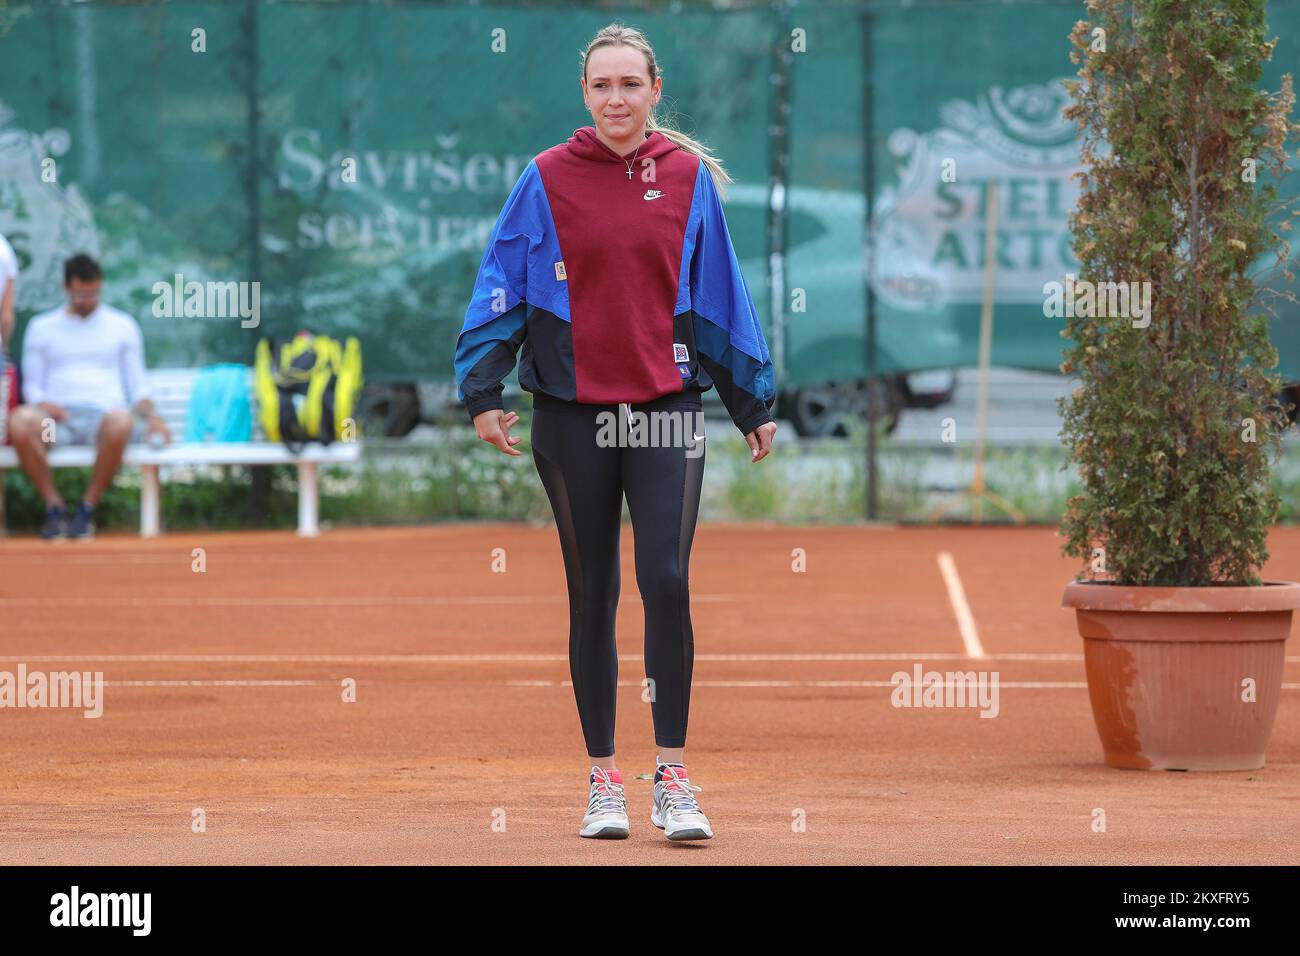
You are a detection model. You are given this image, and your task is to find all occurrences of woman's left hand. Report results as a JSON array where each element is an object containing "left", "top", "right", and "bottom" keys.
[{"left": 745, "top": 420, "right": 777, "bottom": 462}]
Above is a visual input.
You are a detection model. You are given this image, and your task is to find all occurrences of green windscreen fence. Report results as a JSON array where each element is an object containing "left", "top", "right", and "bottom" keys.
[{"left": 2, "top": 0, "right": 1300, "bottom": 385}]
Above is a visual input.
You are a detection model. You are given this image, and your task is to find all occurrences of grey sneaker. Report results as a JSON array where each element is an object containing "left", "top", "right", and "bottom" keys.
[
  {"left": 650, "top": 758, "right": 714, "bottom": 841},
  {"left": 579, "top": 766, "right": 629, "bottom": 839}
]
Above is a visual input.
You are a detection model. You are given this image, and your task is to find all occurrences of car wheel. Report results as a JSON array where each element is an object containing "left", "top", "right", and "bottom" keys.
[
  {"left": 785, "top": 379, "right": 903, "bottom": 438},
  {"left": 356, "top": 384, "right": 420, "bottom": 437}
]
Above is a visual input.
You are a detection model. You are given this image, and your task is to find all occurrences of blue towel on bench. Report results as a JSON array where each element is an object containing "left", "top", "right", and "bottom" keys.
[{"left": 185, "top": 364, "right": 252, "bottom": 443}]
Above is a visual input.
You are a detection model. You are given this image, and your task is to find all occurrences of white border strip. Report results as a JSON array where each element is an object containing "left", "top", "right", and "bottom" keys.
[
  {"left": 0, "top": 652, "right": 1083, "bottom": 663},
  {"left": 0, "top": 594, "right": 740, "bottom": 608},
  {"left": 937, "top": 552, "right": 986, "bottom": 659},
  {"left": 508, "top": 680, "right": 1300, "bottom": 690},
  {"left": 100, "top": 680, "right": 332, "bottom": 687},
  {"left": 5, "top": 653, "right": 1300, "bottom": 664}
]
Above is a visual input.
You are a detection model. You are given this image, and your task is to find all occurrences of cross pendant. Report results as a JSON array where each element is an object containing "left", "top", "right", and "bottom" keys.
[{"left": 626, "top": 168, "right": 633, "bottom": 180}]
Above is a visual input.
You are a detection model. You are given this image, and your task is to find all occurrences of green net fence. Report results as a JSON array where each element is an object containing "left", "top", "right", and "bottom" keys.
[{"left": 2, "top": 0, "right": 1300, "bottom": 386}]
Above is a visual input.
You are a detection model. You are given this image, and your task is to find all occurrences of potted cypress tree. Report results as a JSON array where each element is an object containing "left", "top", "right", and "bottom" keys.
[{"left": 1059, "top": 0, "right": 1300, "bottom": 770}]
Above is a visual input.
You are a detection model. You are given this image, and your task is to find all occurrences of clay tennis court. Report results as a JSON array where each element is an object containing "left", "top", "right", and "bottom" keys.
[{"left": 1, "top": 522, "right": 1297, "bottom": 865}]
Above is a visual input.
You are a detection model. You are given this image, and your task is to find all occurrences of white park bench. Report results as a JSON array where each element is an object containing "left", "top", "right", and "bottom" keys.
[{"left": 0, "top": 367, "right": 361, "bottom": 537}]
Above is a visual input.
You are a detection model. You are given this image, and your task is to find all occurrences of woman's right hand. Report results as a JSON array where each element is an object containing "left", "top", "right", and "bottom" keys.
[{"left": 473, "top": 408, "right": 523, "bottom": 456}]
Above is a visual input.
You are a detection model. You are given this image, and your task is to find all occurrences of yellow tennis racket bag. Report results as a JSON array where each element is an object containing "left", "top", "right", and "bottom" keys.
[{"left": 255, "top": 333, "right": 363, "bottom": 451}]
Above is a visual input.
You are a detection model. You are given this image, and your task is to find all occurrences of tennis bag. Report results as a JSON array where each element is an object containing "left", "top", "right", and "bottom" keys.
[{"left": 254, "top": 333, "right": 363, "bottom": 451}]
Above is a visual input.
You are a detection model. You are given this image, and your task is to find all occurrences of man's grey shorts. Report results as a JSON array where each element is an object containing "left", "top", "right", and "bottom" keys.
[{"left": 45, "top": 405, "right": 142, "bottom": 447}]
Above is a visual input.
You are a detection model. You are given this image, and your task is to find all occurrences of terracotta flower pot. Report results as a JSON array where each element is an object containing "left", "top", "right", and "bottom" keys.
[{"left": 1061, "top": 580, "right": 1300, "bottom": 771}]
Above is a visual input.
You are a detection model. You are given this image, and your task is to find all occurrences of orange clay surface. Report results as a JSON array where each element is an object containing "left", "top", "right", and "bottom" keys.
[{"left": 1, "top": 522, "right": 1299, "bottom": 864}]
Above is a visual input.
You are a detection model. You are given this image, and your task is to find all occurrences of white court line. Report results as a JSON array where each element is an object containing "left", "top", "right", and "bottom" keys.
[
  {"left": 0, "top": 591, "right": 1019, "bottom": 608},
  {"left": 685, "top": 653, "right": 1087, "bottom": 662},
  {"left": 0, "top": 652, "right": 1084, "bottom": 663},
  {"left": 9, "top": 677, "right": 1299, "bottom": 690},
  {"left": 8, "top": 676, "right": 1300, "bottom": 690},
  {"left": 508, "top": 680, "right": 1300, "bottom": 690},
  {"left": 4, "top": 654, "right": 576, "bottom": 663},
  {"left": 5, "top": 653, "right": 1300, "bottom": 664},
  {"left": 0, "top": 594, "right": 740, "bottom": 608},
  {"left": 508, "top": 679, "right": 1088, "bottom": 689},
  {"left": 936, "top": 552, "right": 986, "bottom": 659},
  {"left": 100, "top": 680, "right": 333, "bottom": 687}
]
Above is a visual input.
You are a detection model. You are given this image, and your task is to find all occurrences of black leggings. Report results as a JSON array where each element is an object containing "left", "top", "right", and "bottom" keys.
[{"left": 529, "top": 391, "right": 706, "bottom": 758}]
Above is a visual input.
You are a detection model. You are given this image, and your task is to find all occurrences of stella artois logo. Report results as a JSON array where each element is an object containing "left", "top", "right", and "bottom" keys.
[{"left": 872, "top": 80, "right": 1084, "bottom": 311}]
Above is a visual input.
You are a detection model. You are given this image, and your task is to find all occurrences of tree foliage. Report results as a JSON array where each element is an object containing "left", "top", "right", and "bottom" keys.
[{"left": 1060, "top": 0, "right": 1300, "bottom": 586}]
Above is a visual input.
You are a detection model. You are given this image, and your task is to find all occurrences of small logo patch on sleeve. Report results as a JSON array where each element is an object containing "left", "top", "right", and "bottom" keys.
[
  {"left": 673, "top": 343, "right": 689, "bottom": 363},
  {"left": 554, "top": 261, "right": 567, "bottom": 281}
]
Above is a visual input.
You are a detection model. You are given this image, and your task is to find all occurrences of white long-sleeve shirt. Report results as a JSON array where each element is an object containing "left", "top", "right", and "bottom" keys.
[
  {"left": 21, "top": 304, "right": 151, "bottom": 411},
  {"left": 0, "top": 234, "right": 16, "bottom": 351},
  {"left": 0, "top": 234, "right": 16, "bottom": 294}
]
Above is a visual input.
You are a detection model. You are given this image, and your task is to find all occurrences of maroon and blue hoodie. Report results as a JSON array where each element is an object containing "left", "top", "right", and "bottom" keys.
[{"left": 453, "top": 125, "right": 776, "bottom": 435}]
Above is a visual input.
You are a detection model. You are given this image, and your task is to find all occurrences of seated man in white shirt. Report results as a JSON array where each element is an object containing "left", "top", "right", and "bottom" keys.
[{"left": 6, "top": 254, "right": 171, "bottom": 540}]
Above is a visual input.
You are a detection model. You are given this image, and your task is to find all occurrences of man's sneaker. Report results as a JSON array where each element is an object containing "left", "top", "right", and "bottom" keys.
[
  {"left": 68, "top": 501, "right": 96, "bottom": 540},
  {"left": 650, "top": 758, "right": 714, "bottom": 841},
  {"left": 39, "top": 505, "right": 67, "bottom": 541},
  {"left": 579, "top": 766, "right": 629, "bottom": 839}
]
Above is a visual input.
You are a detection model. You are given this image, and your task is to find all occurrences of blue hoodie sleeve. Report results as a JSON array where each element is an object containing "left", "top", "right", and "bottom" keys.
[
  {"left": 687, "top": 164, "right": 777, "bottom": 436},
  {"left": 454, "top": 160, "right": 544, "bottom": 420}
]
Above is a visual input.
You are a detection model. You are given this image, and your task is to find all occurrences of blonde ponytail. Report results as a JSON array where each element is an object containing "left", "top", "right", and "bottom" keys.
[{"left": 580, "top": 23, "right": 734, "bottom": 201}]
